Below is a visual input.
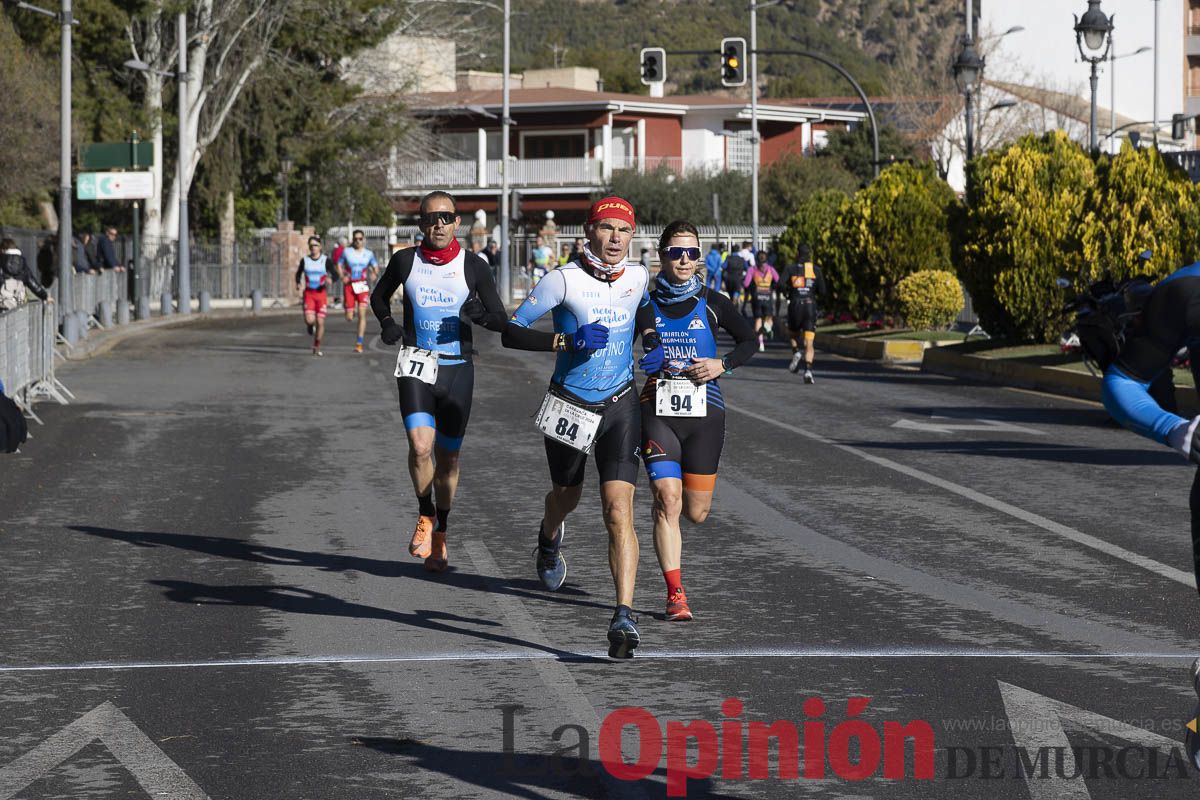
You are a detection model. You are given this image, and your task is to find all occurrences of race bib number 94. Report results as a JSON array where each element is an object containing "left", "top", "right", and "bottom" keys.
[
  {"left": 656, "top": 378, "right": 707, "bottom": 418},
  {"left": 394, "top": 346, "right": 439, "bottom": 385},
  {"left": 535, "top": 393, "right": 603, "bottom": 453}
]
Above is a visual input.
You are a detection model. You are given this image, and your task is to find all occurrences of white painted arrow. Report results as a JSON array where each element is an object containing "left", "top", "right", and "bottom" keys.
[
  {"left": 892, "top": 416, "right": 1045, "bottom": 435},
  {"left": 0, "top": 701, "right": 209, "bottom": 799},
  {"left": 997, "top": 681, "right": 1190, "bottom": 799}
]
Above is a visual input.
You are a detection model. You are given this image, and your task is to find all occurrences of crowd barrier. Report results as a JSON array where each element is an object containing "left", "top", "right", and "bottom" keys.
[{"left": 0, "top": 301, "right": 70, "bottom": 424}]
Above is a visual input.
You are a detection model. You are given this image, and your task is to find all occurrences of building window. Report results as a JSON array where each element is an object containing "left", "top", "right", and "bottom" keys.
[
  {"left": 1190, "top": 56, "right": 1200, "bottom": 97},
  {"left": 725, "top": 130, "right": 753, "bottom": 174},
  {"left": 523, "top": 134, "right": 586, "bottom": 159},
  {"left": 1191, "top": 0, "right": 1200, "bottom": 35}
]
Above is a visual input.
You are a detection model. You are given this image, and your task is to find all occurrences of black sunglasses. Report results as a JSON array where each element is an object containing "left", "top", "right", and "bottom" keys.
[
  {"left": 419, "top": 211, "right": 457, "bottom": 228},
  {"left": 664, "top": 246, "right": 701, "bottom": 261}
]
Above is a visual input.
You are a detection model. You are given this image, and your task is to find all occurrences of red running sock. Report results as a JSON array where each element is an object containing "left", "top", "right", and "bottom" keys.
[{"left": 664, "top": 568, "right": 683, "bottom": 597}]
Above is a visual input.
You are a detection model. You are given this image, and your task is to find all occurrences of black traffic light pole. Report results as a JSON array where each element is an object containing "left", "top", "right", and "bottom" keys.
[
  {"left": 659, "top": 46, "right": 880, "bottom": 179},
  {"left": 759, "top": 49, "right": 879, "bottom": 179}
]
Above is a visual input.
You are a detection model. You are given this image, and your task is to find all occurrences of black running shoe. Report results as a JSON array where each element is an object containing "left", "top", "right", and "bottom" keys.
[
  {"left": 607, "top": 607, "right": 640, "bottom": 659},
  {"left": 534, "top": 522, "right": 567, "bottom": 591},
  {"left": 306, "top": 322, "right": 315, "bottom": 336}
]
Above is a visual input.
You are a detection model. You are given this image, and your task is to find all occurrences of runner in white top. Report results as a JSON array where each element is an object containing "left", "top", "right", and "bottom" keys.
[{"left": 338, "top": 229, "right": 379, "bottom": 353}]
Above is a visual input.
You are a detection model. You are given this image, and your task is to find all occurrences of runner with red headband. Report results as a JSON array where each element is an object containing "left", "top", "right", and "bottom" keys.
[
  {"left": 502, "top": 195, "right": 656, "bottom": 658},
  {"left": 371, "top": 191, "right": 506, "bottom": 573}
]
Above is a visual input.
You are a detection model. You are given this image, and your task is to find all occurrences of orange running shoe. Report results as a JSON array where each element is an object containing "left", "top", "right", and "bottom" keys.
[
  {"left": 666, "top": 588, "right": 694, "bottom": 621},
  {"left": 409, "top": 515, "right": 435, "bottom": 558},
  {"left": 424, "top": 531, "right": 448, "bottom": 572},
  {"left": 354, "top": 343, "right": 364, "bottom": 353}
]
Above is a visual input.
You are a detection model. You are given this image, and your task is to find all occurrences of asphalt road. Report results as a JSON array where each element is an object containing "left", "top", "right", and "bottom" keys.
[{"left": 2, "top": 312, "right": 1200, "bottom": 799}]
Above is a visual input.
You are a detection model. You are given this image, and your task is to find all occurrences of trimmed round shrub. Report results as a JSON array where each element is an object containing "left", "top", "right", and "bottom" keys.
[{"left": 896, "top": 269, "right": 963, "bottom": 330}]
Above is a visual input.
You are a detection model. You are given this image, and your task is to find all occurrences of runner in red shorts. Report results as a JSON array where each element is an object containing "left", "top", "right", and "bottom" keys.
[
  {"left": 337, "top": 229, "right": 379, "bottom": 353},
  {"left": 295, "top": 236, "right": 338, "bottom": 356}
]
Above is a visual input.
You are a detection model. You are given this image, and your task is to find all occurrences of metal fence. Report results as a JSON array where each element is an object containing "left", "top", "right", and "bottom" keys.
[{"left": 0, "top": 301, "right": 69, "bottom": 423}]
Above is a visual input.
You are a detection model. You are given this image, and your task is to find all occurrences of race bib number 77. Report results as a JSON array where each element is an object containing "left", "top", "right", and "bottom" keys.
[{"left": 394, "top": 346, "right": 439, "bottom": 385}]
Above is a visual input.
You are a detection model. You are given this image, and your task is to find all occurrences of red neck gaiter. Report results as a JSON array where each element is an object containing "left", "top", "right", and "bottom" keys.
[{"left": 419, "top": 238, "right": 462, "bottom": 266}]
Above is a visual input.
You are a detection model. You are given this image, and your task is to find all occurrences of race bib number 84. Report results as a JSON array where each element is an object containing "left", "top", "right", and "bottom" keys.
[
  {"left": 535, "top": 393, "right": 603, "bottom": 453},
  {"left": 394, "top": 346, "right": 439, "bottom": 385}
]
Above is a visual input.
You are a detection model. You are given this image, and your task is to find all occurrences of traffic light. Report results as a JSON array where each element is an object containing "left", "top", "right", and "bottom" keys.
[
  {"left": 720, "top": 37, "right": 747, "bottom": 87},
  {"left": 640, "top": 47, "right": 666, "bottom": 85},
  {"left": 1172, "top": 113, "right": 1191, "bottom": 141}
]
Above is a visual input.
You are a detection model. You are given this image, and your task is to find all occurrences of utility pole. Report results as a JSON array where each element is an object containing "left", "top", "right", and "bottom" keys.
[
  {"left": 59, "top": 0, "right": 75, "bottom": 336},
  {"left": 176, "top": 12, "right": 191, "bottom": 314},
  {"left": 749, "top": 1, "right": 760, "bottom": 254},
  {"left": 499, "top": 0, "right": 511, "bottom": 303}
]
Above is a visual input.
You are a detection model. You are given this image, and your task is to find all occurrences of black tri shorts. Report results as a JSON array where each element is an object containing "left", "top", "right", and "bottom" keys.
[
  {"left": 788, "top": 298, "right": 817, "bottom": 333},
  {"left": 544, "top": 382, "right": 641, "bottom": 487},
  {"left": 752, "top": 296, "right": 774, "bottom": 321},
  {"left": 397, "top": 360, "right": 474, "bottom": 451},
  {"left": 640, "top": 387, "right": 726, "bottom": 489}
]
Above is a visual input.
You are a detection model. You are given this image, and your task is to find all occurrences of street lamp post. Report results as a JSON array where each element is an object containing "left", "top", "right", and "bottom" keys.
[
  {"left": 1109, "top": 43, "right": 1152, "bottom": 154},
  {"left": 500, "top": 0, "right": 511, "bottom": 304},
  {"left": 176, "top": 12, "right": 190, "bottom": 314},
  {"left": 17, "top": 0, "right": 76, "bottom": 337},
  {"left": 953, "top": 38, "right": 984, "bottom": 163},
  {"left": 304, "top": 170, "right": 311, "bottom": 227},
  {"left": 747, "top": 0, "right": 781, "bottom": 254},
  {"left": 1074, "top": 0, "right": 1114, "bottom": 156}
]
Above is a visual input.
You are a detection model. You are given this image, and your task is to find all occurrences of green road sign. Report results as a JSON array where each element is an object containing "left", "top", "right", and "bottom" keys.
[
  {"left": 77, "top": 172, "right": 154, "bottom": 201},
  {"left": 80, "top": 142, "right": 154, "bottom": 170}
]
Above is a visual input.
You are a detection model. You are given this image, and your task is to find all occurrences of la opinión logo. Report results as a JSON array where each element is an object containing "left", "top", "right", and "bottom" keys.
[{"left": 500, "top": 697, "right": 935, "bottom": 797}]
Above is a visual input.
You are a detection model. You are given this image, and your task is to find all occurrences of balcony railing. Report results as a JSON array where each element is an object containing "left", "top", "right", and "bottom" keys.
[{"left": 389, "top": 155, "right": 735, "bottom": 190}]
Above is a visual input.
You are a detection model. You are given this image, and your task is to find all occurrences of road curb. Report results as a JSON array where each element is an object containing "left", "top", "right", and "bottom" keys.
[
  {"left": 61, "top": 308, "right": 295, "bottom": 363},
  {"left": 921, "top": 346, "right": 1200, "bottom": 414},
  {"left": 813, "top": 332, "right": 930, "bottom": 363}
]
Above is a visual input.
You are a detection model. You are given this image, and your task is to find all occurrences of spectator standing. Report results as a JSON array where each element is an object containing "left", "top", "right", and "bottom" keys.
[
  {"left": 1, "top": 238, "right": 50, "bottom": 310},
  {"left": 36, "top": 238, "right": 55, "bottom": 289},
  {"left": 73, "top": 232, "right": 96, "bottom": 274},
  {"left": 97, "top": 227, "right": 123, "bottom": 272},
  {"left": 704, "top": 242, "right": 726, "bottom": 292}
]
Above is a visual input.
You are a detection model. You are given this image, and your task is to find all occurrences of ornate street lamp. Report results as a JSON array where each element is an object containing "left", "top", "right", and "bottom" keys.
[
  {"left": 1075, "top": 0, "right": 1114, "bottom": 155},
  {"left": 953, "top": 38, "right": 985, "bottom": 162}
]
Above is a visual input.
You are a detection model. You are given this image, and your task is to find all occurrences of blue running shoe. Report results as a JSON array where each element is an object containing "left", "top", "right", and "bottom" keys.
[
  {"left": 534, "top": 522, "right": 567, "bottom": 591},
  {"left": 607, "top": 606, "right": 640, "bottom": 659}
]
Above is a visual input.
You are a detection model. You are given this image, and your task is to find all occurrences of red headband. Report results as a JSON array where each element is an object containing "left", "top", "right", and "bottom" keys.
[{"left": 587, "top": 196, "right": 636, "bottom": 229}]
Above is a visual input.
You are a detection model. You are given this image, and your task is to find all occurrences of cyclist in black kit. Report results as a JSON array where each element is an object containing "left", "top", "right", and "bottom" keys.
[
  {"left": 635, "top": 220, "right": 757, "bottom": 622},
  {"left": 370, "top": 191, "right": 506, "bottom": 572},
  {"left": 1096, "top": 262, "right": 1200, "bottom": 766}
]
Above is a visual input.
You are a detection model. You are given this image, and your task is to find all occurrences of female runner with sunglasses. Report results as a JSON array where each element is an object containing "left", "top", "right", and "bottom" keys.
[{"left": 635, "top": 220, "right": 758, "bottom": 621}]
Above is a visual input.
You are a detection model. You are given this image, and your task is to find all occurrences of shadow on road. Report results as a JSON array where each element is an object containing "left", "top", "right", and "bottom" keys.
[
  {"left": 69, "top": 525, "right": 617, "bottom": 613},
  {"left": 149, "top": 580, "right": 609, "bottom": 663},
  {"left": 845, "top": 439, "right": 1185, "bottom": 466},
  {"left": 348, "top": 736, "right": 743, "bottom": 799}
]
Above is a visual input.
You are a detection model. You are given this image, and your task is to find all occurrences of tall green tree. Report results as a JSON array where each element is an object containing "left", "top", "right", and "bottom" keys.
[
  {"left": 824, "top": 161, "right": 956, "bottom": 316},
  {"left": 959, "top": 131, "right": 1095, "bottom": 342}
]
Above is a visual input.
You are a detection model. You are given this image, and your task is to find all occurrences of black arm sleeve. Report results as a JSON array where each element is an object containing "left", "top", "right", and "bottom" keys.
[
  {"left": 326, "top": 256, "right": 338, "bottom": 281},
  {"left": 501, "top": 322, "right": 557, "bottom": 351},
  {"left": 371, "top": 249, "right": 413, "bottom": 325},
  {"left": 635, "top": 301, "right": 656, "bottom": 336},
  {"left": 466, "top": 254, "right": 508, "bottom": 333},
  {"left": 294, "top": 261, "right": 304, "bottom": 283},
  {"left": 1116, "top": 278, "right": 1199, "bottom": 381},
  {"left": 20, "top": 257, "right": 47, "bottom": 300},
  {"left": 707, "top": 289, "right": 758, "bottom": 369}
]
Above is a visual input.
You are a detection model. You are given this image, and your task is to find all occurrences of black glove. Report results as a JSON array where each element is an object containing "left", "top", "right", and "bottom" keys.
[
  {"left": 0, "top": 392, "right": 28, "bottom": 454},
  {"left": 380, "top": 318, "right": 403, "bottom": 346},
  {"left": 461, "top": 295, "right": 486, "bottom": 324}
]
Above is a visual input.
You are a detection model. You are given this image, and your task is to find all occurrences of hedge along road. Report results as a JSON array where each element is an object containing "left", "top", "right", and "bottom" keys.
[{"left": 0, "top": 314, "right": 1198, "bottom": 799}]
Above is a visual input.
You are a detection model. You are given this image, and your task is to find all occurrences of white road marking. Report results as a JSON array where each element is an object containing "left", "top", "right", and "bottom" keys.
[
  {"left": 727, "top": 402, "right": 1195, "bottom": 587},
  {"left": 0, "top": 702, "right": 209, "bottom": 800},
  {"left": 892, "top": 416, "right": 1045, "bottom": 435},
  {"left": 998, "top": 681, "right": 1189, "bottom": 800},
  {"left": 0, "top": 649, "right": 1191, "bottom": 675}
]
